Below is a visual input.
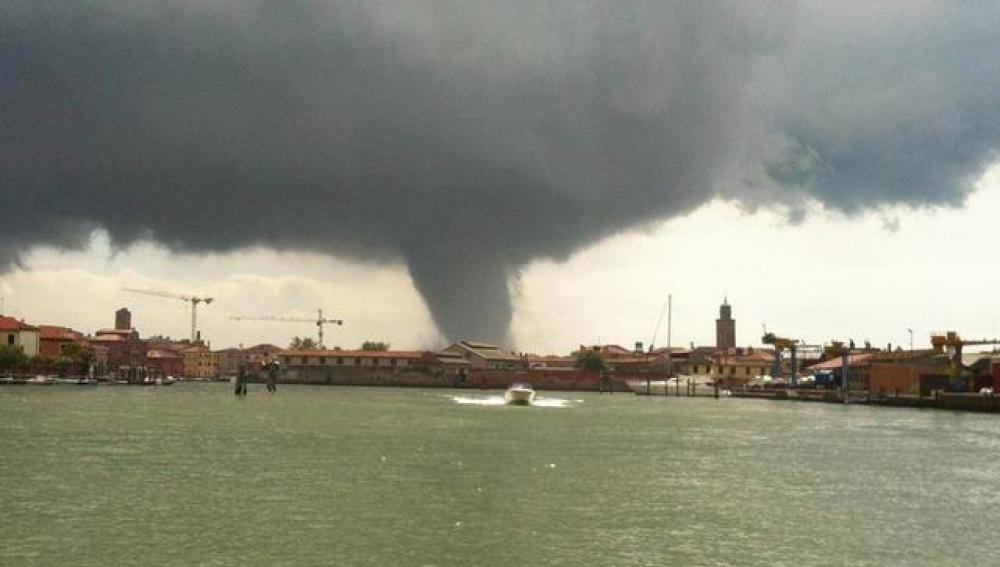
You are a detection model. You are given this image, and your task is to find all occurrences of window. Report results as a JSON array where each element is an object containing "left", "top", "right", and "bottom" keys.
[
  {"left": 337, "top": 357, "right": 344, "bottom": 365},
  {"left": 745, "top": 367, "right": 751, "bottom": 375},
  {"left": 390, "top": 358, "right": 397, "bottom": 366},
  {"left": 299, "top": 356, "right": 306, "bottom": 364},
  {"left": 372, "top": 358, "right": 379, "bottom": 366},
  {"left": 355, "top": 358, "right": 361, "bottom": 365},
  {"left": 693, "top": 365, "right": 700, "bottom": 374},
  {"left": 6, "top": 335, "right": 13, "bottom": 346},
  {"left": 319, "top": 357, "right": 326, "bottom": 365},
  {"left": 729, "top": 367, "right": 735, "bottom": 375}
]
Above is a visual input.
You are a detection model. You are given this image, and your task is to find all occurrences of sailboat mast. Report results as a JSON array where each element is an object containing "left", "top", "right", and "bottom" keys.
[{"left": 666, "top": 293, "right": 672, "bottom": 377}]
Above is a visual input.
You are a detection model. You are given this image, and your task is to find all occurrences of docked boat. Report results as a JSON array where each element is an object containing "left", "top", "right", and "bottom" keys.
[
  {"left": 26, "top": 375, "right": 55, "bottom": 385},
  {"left": 626, "top": 375, "right": 717, "bottom": 396},
  {"left": 505, "top": 383, "right": 536, "bottom": 406}
]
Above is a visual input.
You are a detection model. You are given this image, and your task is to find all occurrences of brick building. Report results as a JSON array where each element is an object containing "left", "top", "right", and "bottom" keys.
[{"left": 38, "top": 325, "right": 86, "bottom": 358}]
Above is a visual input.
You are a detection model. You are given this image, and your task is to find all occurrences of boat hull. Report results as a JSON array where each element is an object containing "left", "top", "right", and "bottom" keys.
[{"left": 505, "top": 388, "right": 536, "bottom": 405}]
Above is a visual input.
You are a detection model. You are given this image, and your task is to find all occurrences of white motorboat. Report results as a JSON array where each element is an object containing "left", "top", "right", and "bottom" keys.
[
  {"left": 505, "top": 383, "right": 536, "bottom": 405},
  {"left": 26, "top": 375, "right": 55, "bottom": 385}
]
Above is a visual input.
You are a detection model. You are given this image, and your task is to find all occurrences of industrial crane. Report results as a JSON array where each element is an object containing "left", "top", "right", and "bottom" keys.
[
  {"left": 930, "top": 331, "right": 1000, "bottom": 367},
  {"left": 122, "top": 287, "right": 213, "bottom": 342},
  {"left": 231, "top": 309, "right": 343, "bottom": 348},
  {"left": 762, "top": 328, "right": 801, "bottom": 385}
]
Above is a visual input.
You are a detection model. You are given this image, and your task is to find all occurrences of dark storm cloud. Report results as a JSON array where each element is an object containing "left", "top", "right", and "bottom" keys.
[{"left": 2, "top": 1, "right": 998, "bottom": 343}]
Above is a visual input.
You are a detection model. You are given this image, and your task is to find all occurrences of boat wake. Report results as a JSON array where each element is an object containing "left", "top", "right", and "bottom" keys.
[{"left": 449, "top": 395, "right": 576, "bottom": 408}]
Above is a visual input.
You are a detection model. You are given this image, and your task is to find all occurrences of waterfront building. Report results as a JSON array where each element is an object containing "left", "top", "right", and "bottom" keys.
[
  {"left": 521, "top": 353, "right": 576, "bottom": 370},
  {"left": 573, "top": 344, "right": 634, "bottom": 360},
  {"left": 213, "top": 347, "right": 243, "bottom": 377},
  {"left": 181, "top": 344, "right": 215, "bottom": 379},
  {"left": 244, "top": 343, "right": 283, "bottom": 369},
  {"left": 679, "top": 346, "right": 723, "bottom": 376},
  {"left": 38, "top": 325, "right": 86, "bottom": 358},
  {"left": 147, "top": 349, "right": 184, "bottom": 378},
  {"left": 442, "top": 340, "right": 521, "bottom": 370},
  {"left": 713, "top": 348, "right": 774, "bottom": 382},
  {"left": 279, "top": 349, "right": 451, "bottom": 385},
  {"left": 90, "top": 328, "right": 145, "bottom": 372},
  {"left": 281, "top": 349, "right": 425, "bottom": 368},
  {"left": 0, "top": 316, "right": 40, "bottom": 357},
  {"left": 715, "top": 298, "right": 735, "bottom": 349}
]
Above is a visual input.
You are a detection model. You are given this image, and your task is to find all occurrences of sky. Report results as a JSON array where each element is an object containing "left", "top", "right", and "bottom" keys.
[
  {"left": 2, "top": 163, "right": 997, "bottom": 354},
  {"left": 2, "top": 2, "right": 1000, "bottom": 351}
]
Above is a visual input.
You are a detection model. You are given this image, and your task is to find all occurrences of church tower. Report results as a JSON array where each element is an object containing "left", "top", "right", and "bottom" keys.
[{"left": 715, "top": 298, "right": 735, "bottom": 349}]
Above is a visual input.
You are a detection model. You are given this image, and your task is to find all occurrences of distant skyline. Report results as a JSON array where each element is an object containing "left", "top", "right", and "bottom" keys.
[{"left": 3, "top": 165, "right": 997, "bottom": 354}]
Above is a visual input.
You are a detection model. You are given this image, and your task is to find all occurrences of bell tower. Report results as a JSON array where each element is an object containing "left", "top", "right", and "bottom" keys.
[{"left": 715, "top": 298, "right": 735, "bottom": 349}]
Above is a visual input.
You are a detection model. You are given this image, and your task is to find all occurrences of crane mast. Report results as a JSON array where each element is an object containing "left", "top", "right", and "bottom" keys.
[{"left": 122, "top": 287, "right": 213, "bottom": 342}]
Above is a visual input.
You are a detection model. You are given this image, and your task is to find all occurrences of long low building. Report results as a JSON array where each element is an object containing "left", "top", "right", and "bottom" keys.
[
  {"left": 278, "top": 349, "right": 461, "bottom": 386},
  {"left": 281, "top": 349, "right": 427, "bottom": 368}
]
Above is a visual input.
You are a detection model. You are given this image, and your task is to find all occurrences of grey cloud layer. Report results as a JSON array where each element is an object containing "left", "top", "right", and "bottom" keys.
[{"left": 2, "top": 1, "right": 998, "bottom": 343}]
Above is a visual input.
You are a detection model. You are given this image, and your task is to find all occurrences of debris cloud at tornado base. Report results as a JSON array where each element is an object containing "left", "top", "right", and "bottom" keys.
[{"left": 2, "top": 1, "right": 999, "bottom": 344}]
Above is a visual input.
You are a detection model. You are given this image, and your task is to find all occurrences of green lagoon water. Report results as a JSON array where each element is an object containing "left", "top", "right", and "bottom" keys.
[{"left": 2, "top": 384, "right": 999, "bottom": 566}]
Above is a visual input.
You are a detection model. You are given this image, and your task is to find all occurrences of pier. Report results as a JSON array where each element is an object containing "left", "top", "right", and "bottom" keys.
[{"left": 728, "top": 388, "right": 1000, "bottom": 413}]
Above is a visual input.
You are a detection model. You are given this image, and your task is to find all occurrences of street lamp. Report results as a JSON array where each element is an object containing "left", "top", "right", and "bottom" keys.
[{"left": 907, "top": 328, "right": 914, "bottom": 352}]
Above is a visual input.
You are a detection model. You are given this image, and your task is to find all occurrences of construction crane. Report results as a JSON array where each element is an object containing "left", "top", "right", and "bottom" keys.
[
  {"left": 231, "top": 309, "right": 343, "bottom": 348},
  {"left": 930, "top": 331, "right": 1000, "bottom": 367},
  {"left": 762, "top": 327, "right": 801, "bottom": 385},
  {"left": 122, "top": 287, "right": 213, "bottom": 342}
]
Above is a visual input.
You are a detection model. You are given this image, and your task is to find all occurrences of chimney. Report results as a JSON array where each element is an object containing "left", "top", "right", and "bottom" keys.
[{"left": 634, "top": 341, "right": 643, "bottom": 354}]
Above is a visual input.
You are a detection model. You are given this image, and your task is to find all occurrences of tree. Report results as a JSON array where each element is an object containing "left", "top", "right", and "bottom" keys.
[
  {"left": 0, "top": 345, "right": 28, "bottom": 373},
  {"left": 289, "top": 336, "right": 320, "bottom": 350},
  {"left": 360, "top": 341, "right": 390, "bottom": 351},
  {"left": 575, "top": 350, "right": 608, "bottom": 372}
]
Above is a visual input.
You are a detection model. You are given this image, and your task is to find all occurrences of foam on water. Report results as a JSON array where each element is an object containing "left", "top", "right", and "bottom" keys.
[{"left": 449, "top": 394, "right": 576, "bottom": 408}]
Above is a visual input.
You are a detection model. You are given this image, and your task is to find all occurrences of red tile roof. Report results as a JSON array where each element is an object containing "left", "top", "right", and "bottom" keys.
[
  {"left": 807, "top": 353, "right": 875, "bottom": 371},
  {"left": 39, "top": 325, "right": 84, "bottom": 341},
  {"left": 0, "top": 316, "right": 39, "bottom": 331},
  {"left": 245, "top": 343, "right": 283, "bottom": 353}
]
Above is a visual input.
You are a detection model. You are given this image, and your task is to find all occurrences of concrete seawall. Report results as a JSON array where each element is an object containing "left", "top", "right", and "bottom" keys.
[{"left": 731, "top": 388, "right": 1000, "bottom": 413}]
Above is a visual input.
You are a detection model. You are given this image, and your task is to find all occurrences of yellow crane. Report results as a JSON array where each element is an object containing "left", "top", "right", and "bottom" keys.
[
  {"left": 762, "top": 329, "right": 801, "bottom": 385},
  {"left": 231, "top": 309, "right": 343, "bottom": 348},
  {"left": 122, "top": 287, "right": 213, "bottom": 342},
  {"left": 930, "top": 331, "right": 1000, "bottom": 367}
]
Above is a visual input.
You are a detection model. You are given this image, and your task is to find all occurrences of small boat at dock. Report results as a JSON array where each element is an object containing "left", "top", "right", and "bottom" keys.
[{"left": 505, "top": 383, "right": 536, "bottom": 405}]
